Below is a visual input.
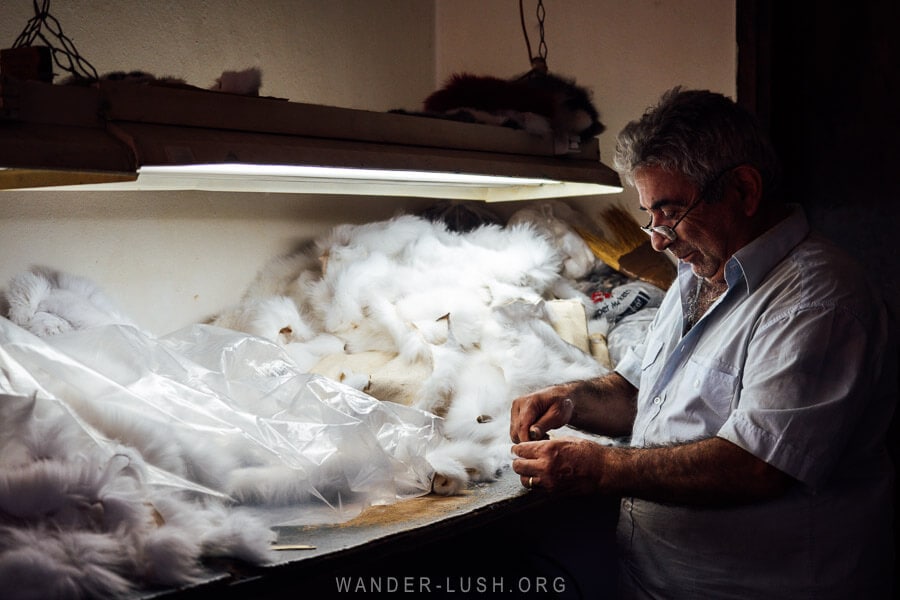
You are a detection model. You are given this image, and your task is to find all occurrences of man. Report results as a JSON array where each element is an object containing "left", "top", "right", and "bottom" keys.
[{"left": 510, "top": 87, "right": 896, "bottom": 598}]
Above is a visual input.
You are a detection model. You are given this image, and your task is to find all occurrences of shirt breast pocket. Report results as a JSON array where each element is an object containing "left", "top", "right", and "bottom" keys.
[{"left": 680, "top": 357, "right": 739, "bottom": 421}]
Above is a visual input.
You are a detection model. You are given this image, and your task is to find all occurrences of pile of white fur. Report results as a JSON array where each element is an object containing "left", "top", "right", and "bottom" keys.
[
  {"left": 0, "top": 387, "right": 275, "bottom": 598},
  {"left": 0, "top": 211, "right": 608, "bottom": 597},
  {"left": 0, "top": 310, "right": 442, "bottom": 598},
  {"left": 0, "top": 270, "right": 279, "bottom": 598},
  {"left": 0, "top": 267, "right": 441, "bottom": 598},
  {"left": 214, "top": 213, "right": 607, "bottom": 493}
]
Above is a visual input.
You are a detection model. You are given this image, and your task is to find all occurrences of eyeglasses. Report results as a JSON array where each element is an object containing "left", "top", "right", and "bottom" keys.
[
  {"left": 639, "top": 166, "right": 738, "bottom": 242},
  {"left": 640, "top": 198, "right": 702, "bottom": 242}
]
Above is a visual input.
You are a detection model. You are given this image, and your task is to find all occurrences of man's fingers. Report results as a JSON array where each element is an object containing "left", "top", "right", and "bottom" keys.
[
  {"left": 511, "top": 418, "right": 529, "bottom": 444},
  {"left": 527, "top": 397, "right": 574, "bottom": 440},
  {"left": 511, "top": 393, "right": 574, "bottom": 443},
  {"left": 511, "top": 440, "right": 542, "bottom": 459},
  {"left": 511, "top": 404, "right": 542, "bottom": 443}
]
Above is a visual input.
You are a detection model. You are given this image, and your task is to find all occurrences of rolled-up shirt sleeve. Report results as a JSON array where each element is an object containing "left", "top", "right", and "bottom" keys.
[{"left": 614, "top": 340, "right": 646, "bottom": 390}]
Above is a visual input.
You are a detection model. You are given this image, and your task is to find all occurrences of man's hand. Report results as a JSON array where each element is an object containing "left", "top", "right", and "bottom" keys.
[
  {"left": 511, "top": 437, "right": 605, "bottom": 494},
  {"left": 513, "top": 435, "right": 794, "bottom": 505},
  {"left": 509, "top": 384, "right": 576, "bottom": 444}
]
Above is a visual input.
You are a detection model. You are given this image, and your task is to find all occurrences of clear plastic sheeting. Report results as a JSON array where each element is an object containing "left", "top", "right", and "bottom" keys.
[{"left": 0, "top": 317, "right": 441, "bottom": 523}]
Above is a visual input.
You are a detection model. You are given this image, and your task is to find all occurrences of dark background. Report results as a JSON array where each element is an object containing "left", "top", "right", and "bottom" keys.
[
  {"left": 738, "top": 0, "right": 900, "bottom": 591},
  {"left": 737, "top": 0, "right": 899, "bottom": 320}
]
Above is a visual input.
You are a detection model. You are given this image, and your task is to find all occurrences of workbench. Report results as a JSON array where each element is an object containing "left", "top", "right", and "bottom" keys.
[{"left": 151, "top": 468, "right": 621, "bottom": 598}]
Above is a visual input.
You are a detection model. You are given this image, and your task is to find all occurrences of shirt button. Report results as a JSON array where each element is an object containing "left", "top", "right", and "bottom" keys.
[
  {"left": 653, "top": 396, "right": 662, "bottom": 405},
  {"left": 694, "top": 379, "right": 701, "bottom": 389}
]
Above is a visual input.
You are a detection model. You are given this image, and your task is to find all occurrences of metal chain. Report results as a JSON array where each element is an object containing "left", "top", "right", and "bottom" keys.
[
  {"left": 12, "top": 0, "right": 99, "bottom": 81},
  {"left": 519, "top": 0, "right": 549, "bottom": 72},
  {"left": 535, "top": 0, "right": 547, "bottom": 65}
]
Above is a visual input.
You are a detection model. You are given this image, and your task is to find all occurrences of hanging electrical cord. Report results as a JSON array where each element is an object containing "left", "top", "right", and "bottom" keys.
[
  {"left": 519, "top": 0, "right": 548, "bottom": 74},
  {"left": 12, "top": 0, "right": 98, "bottom": 81}
]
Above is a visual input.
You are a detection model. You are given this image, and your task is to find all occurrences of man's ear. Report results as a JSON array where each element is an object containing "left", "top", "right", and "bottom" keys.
[{"left": 731, "top": 165, "right": 763, "bottom": 216}]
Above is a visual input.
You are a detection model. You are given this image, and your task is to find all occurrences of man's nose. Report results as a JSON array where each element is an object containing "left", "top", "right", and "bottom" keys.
[{"left": 649, "top": 229, "right": 675, "bottom": 253}]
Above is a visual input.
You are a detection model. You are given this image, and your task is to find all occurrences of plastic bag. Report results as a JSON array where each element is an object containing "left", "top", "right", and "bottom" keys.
[
  {"left": 606, "top": 309, "right": 658, "bottom": 368},
  {"left": 0, "top": 318, "right": 441, "bottom": 519},
  {"left": 590, "top": 281, "right": 665, "bottom": 324}
]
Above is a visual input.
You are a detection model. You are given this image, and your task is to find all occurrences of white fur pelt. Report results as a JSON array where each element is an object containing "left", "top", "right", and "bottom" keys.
[
  {"left": 507, "top": 201, "right": 600, "bottom": 280},
  {"left": 3, "top": 266, "right": 141, "bottom": 337},
  {"left": 214, "top": 214, "right": 608, "bottom": 494},
  {"left": 0, "top": 392, "right": 275, "bottom": 600}
]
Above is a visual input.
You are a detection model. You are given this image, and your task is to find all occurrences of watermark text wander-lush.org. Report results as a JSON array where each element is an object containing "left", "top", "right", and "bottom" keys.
[{"left": 334, "top": 575, "right": 567, "bottom": 594}]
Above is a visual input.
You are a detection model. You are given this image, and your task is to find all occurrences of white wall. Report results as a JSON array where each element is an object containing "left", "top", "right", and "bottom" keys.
[{"left": 0, "top": 0, "right": 735, "bottom": 334}]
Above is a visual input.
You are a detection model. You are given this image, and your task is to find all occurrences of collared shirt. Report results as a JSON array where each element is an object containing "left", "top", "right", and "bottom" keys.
[{"left": 614, "top": 205, "right": 896, "bottom": 598}]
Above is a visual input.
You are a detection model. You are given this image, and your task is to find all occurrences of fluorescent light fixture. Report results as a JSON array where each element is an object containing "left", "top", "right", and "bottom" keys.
[
  {"left": 146, "top": 164, "right": 555, "bottom": 184},
  {"left": 0, "top": 79, "right": 623, "bottom": 201},
  {"left": 16, "top": 163, "right": 619, "bottom": 201}
]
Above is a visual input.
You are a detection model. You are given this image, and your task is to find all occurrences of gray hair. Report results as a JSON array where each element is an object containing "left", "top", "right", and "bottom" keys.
[{"left": 614, "top": 87, "right": 780, "bottom": 202}]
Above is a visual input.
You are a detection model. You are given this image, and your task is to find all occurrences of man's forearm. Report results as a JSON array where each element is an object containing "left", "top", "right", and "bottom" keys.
[
  {"left": 567, "top": 372, "right": 637, "bottom": 438},
  {"left": 599, "top": 436, "right": 793, "bottom": 505}
]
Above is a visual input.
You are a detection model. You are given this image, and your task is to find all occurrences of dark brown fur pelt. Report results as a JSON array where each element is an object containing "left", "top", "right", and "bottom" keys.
[{"left": 423, "top": 71, "right": 605, "bottom": 142}]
